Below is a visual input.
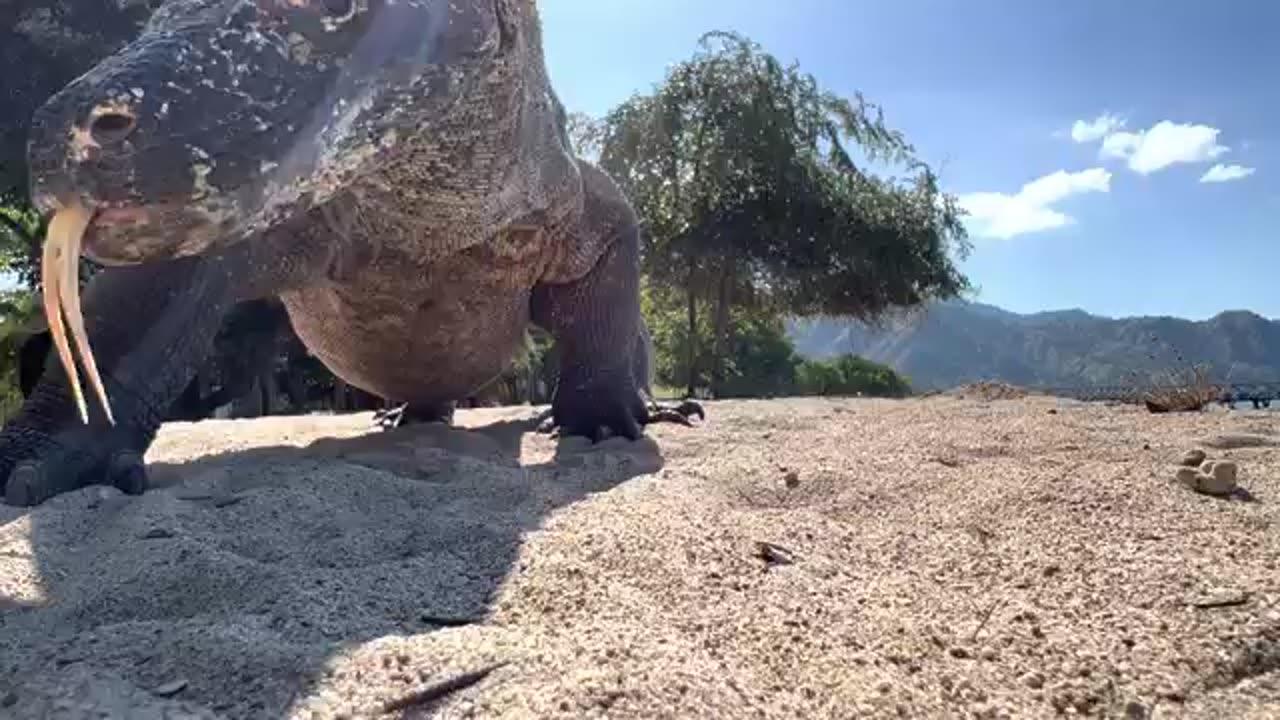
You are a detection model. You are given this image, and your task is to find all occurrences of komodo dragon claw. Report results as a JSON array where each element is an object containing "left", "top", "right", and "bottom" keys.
[
  {"left": 644, "top": 399, "right": 706, "bottom": 427},
  {"left": 533, "top": 398, "right": 705, "bottom": 437},
  {"left": 372, "top": 402, "right": 457, "bottom": 431}
]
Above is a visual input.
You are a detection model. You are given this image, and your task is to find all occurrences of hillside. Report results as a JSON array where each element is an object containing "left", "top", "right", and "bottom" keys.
[{"left": 788, "top": 302, "right": 1280, "bottom": 390}]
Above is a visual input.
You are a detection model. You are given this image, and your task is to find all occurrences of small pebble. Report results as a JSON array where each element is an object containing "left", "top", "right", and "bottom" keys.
[
  {"left": 783, "top": 470, "right": 800, "bottom": 488},
  {"left": 1175, "top": 463, "right": 1237, "bottom": 497},
  {"left": 1021, "top": 671, "right": 1045, "bottom": 689},
  {"left": 1180, "top": 449, "right": 1206, "bottom": 467},
  {"left": 1174, "top": 467, "right": 1200, "bottom": 486},
  {"left": 152, "top": 679, "right": 188, "bottom": 697},
  {"left": 1125, "top": 700, "right": 1150, "bottom": 719},
  {"left": 1204, "top": 459, "right": 1238, "bottom": 485},
  {"left": 1204, "top": 433, "right": 1274, "bottom": 450}
]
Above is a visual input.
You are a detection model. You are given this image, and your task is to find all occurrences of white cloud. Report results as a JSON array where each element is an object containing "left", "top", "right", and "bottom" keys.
[
  {"left": 1094, "top": 120, "right": 1229, "bottom": 174},
  {"left": 1071, "top": 112, "right": 1125, "bottom": 143},
  {"left": 958, "top": 168, "right": 1112, "bottom": 240},
  {"left": 1199, "top": 163, "right": 1256, "bottom": 183}
]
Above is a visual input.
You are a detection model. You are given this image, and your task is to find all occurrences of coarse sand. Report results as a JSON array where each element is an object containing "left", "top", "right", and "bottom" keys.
[{"left": 1, "top": 396, "right": 1277, "bottom": 718}]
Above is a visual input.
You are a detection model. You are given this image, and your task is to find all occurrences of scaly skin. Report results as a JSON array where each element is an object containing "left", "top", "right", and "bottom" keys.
[{"left": 2, "top": 0, "right": 702, "bottom": 507}]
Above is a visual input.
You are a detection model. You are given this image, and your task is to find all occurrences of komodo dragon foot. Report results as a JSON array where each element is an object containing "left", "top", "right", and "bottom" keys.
[
  {"left": 646, "top": 399, "right": 706, "bottom": 426},
  {"left": 533, "top": 399, "right": 704, "bottom": 436},
  {"left": 373, "top": 402, "right": 457, "bottom": 430},
  {"left": 1, "top": 256, "right": 240, "bottom": 507}
]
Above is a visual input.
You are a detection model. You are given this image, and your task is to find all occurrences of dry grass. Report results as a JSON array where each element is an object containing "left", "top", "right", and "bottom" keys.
[
  {"left": 944, "top": 380, "right": 1031, "bottom": 401},
  {"left": 1142, "top": 363, "right": 1224, "bottom": 413}
]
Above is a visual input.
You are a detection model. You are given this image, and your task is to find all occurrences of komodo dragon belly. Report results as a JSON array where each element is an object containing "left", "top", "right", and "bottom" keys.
[{"left": 278, "top": 250, "right": 542, "bottom": 405}]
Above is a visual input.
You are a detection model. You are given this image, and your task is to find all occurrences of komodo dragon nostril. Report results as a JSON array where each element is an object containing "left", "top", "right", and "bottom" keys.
[{"left": 88, "top": 109, "right": 138, "bottom": 146}]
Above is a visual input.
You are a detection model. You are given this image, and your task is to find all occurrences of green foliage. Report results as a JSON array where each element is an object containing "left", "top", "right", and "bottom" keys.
[
  {"left": 0, "top": 288, "right": 39, "bottom": 422},
  {"left": 592, "top": 30, "right": 971, "bottom": 394},
  {"left": 640, "top": 281, "right": 710, "bottom": 391},
  {"left": 564, "top": 111, "right": 604, "bottom": 164},
  {"left": 0, "top": 195, "right": 42, "bottom": 289},
  {"left": 596, "top": 30, "right": 969, "bottom": 306},
  {"left": 499, "top": 326, "right": 557, "bottom": 404},
  {"left": 711, "top": 311, "right": 801, "bottom": 398},
  {"left": 640, "top": 282, "right": 909, "bottom": 399},
  {"left": 795, "top": 355, "right": 912, "bottom": 398}
]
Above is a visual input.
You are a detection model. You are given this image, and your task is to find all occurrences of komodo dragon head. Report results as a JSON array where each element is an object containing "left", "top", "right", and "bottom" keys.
[{"left": 25, "top": 0, "right": 568, "bottom": 267}]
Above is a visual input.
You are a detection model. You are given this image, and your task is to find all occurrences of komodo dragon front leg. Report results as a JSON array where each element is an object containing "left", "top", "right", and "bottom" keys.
[
  {"left": 530, "top": 199, "right": 704, "bottom": 441},
  {"left": 531, "top": 219, "right": 646, "bottom": 441},
  {"left": 0, "top": 238, "right": 324, "bottom": 507}
]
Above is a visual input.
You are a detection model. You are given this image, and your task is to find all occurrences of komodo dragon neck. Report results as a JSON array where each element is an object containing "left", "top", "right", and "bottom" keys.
[{"left": 310, "top": 1, "right": 586, "bottom": 268}]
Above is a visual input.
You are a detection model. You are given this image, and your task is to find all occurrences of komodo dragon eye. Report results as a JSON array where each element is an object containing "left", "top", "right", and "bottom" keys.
[
  {"left": 321, "top": 0, "right": 354, "bottom": 18},
  {"left": 264, "top": 0, "right": 357, "bottom": 21}
]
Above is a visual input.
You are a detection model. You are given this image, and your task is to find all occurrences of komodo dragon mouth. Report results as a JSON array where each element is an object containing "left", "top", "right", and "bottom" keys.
[{"left": 29, "top": 0, "right": 515, "bottom": 424}]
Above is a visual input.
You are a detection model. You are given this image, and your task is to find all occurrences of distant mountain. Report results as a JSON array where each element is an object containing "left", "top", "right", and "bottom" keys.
[{"left": 786, "top": 301, "right": 1280, "bottom": 390}]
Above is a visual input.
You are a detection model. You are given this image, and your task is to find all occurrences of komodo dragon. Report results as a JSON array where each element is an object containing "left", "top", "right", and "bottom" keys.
[{"left": 2, "top": 0, "right": 703, "bottom": 507}]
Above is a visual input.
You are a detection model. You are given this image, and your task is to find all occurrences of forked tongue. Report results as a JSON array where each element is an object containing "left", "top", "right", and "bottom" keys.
[{"left": 42, "top": 203, "right": 115, "bottom": 425}]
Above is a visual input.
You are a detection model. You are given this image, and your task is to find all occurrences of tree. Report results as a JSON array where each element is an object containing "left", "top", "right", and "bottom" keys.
[
  {"left": 595, "top": 31, "right": 971, "bottom": 397},
  {"left": 564, "top": 111, "right": 605, "bottom": 165},
  {"left": 0, "top": 195, "right": 42, "bottom": 289},
  {"left": 796, "top": 355, "right": 912, "bottom": 398}
]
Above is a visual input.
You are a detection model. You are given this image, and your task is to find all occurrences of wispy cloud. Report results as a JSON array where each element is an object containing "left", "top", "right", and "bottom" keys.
[
  {"left": 958, "top": 168, "right": 1112, "bottom": 240},
  {"left": 1098, "top": 120, "right": 1229, "bottom": 174},
  {"left": 1070, "top": 112, "right": 1125, "bottom": 143},
  {"left": 1199, "top": 163, "right": 1256, "bottom": 183},
  {"left": 1071, "top": 114, "right": 1236, "bottom": 175}
]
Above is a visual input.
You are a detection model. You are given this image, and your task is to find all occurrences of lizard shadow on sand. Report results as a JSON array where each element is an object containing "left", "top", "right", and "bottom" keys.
[{"left": 0, "top": 413, "right": 665, "bottom": 717}]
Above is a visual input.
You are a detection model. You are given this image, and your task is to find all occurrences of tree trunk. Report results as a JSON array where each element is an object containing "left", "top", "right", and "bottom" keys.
[
  {"left": 709, "top": 256, "right": 735, "bottom": 398},
  {"left": 334, "top": 378, "right": 348, "bottom": 412},
  {"left": 259, "top": 369, "right": 277, "bottom": 416},
  {"left": 230, "top": 377, "right": 264, "bottom": 418},
  {"left": 685, "top": 261, "right": 699, "bottom": 398}
]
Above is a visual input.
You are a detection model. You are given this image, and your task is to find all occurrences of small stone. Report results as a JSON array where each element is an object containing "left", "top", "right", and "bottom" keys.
[
  {"left": 213, "top": 494, "right": 243, "bottom": 508},
  {"left": 152, "top": 679, "right": 188, "bottom": 697},
  {"left": 979, "top": 646, "right": 998, "bottom": 661},
  {"left": 1021, "top": 671, "right": 1045, "bottom": 689},
  {"left": 1125, "top": 700, "right": 1150, "bottom": 719},
  {"left": 1199, "top": 472, "right": 1235, "bottom": 495},
  {"left": 1180, "top": 460, "right": 1238, "bottom": 496},
  {"left": 1174, "top": 467, "right": 1200, "bottom": 486},
  {"left": 1204, "top": 433, "right": 1275, "bottom": 450},
  {"left": 783, "top": 470, "right": 800, "bottom": 488},
  {"left": 1175, "top": 464, "right": 1236, "bottom": 497},
  {"left": 948, "top": 646, "right": 972, "bottom": 659},
  {"left": 1180, "top": 449, "right": 1207, "bottom": 467},
  {"left": 1206, "top": 459, "right": 1238, "bottom": 485}
]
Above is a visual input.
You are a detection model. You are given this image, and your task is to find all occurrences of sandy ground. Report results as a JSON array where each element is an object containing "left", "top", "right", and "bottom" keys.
[{"left": 0, "top": 395, "right": 1277, "bottom": 719}]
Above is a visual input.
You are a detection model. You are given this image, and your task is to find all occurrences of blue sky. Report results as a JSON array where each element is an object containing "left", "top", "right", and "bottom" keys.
[{"left": 540, "top": 0, "right": 1279, "bottom": 321}]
